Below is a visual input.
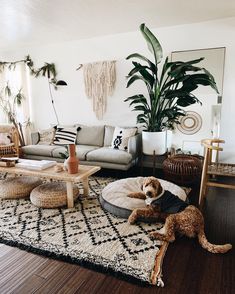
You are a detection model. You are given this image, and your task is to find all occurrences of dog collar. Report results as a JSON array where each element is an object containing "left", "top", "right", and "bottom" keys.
[{"left": 145, "top": 189, "right": 165, "bottom": 206}]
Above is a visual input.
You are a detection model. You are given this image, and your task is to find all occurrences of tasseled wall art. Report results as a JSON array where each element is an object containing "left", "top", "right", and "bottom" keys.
[{"left": 83, "top": 60, "right": 116, "bottom": 120}]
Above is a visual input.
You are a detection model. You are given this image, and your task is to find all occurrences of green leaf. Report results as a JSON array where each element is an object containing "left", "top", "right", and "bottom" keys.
[
  {"left": 140, "top": 23, "right": 163, "bottom": 64},
  {"left": 126, "top": 53, "right": 156, "bottom": 72},
  {"left": 124, "top": 94, "right": 146, "bottom": 102},
  {"left": 126, "top": 74, "right": 152, "bottom": 88}
]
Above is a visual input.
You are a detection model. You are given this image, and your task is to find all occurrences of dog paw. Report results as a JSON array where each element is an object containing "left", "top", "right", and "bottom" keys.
[
  {"left": 127, "top": 192, "right": 136, "bottom": 198},
  {"left": 149, "top": 232, "right": 157, "bottom": 240},
  {"left": 128, "top": 217, "right": 136, "bottom": 225}
]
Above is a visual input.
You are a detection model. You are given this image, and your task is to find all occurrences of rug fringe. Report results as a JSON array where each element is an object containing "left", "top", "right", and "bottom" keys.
[{"left": 0, "top": 237, "right": 152, "bottom": 287}]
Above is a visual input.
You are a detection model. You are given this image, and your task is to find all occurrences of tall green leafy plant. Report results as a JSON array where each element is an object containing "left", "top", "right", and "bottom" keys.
[
  {"left": 0, "top": 84, "right": 29, "bottom": 146},
  {"left": 125, "top": 24, "right": 219, "bottom": 132}
]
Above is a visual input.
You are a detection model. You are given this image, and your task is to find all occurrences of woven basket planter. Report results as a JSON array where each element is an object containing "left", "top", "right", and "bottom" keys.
[
  {"left": 0, "top": 176, "right": 43, "bottom": 199},
  {"left": 163, "top": 155, "right": 203, "bottom": 186},
  {"left": 30, "top": 182, "right": 79, "bottom": 208}
]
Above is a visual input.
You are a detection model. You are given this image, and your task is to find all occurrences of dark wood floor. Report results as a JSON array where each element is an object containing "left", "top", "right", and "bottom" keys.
[{"left": 0, "top": 169, "right": 234, "bottom": 294}]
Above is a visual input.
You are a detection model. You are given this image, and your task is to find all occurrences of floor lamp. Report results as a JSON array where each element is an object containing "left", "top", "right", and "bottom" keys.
[{"left": 48, "top": 79, "right": 67, "bottom": 125}]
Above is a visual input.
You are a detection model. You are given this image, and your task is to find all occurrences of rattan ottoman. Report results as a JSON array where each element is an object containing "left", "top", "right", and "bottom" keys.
[
  {"left": 163, "top": 155, "right": 203, "bottom": 186},
  {"left": 0, "top": 176, "right": 43, "bottom": 199},
  {"left": 30, "top": 182, "right": 79, "bottom": 208}
]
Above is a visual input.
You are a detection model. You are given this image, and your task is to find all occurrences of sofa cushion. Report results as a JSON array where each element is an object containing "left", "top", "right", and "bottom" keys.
[
  {"left": 53, "top": 126, "right": 80, "bottom": 145},
  {"left": 76, "top": 125, "right": 104, "bottom": 147},
  {"left": 52, "top": 145, "right": 99, "bottom": 161},
  {"left": 104, "top": 125, "right": 115, "bottom": 147},
  {"left": 111, "top": 127, "right": 137, "bottom": 151},
  {"left": 38, "top": 127, "right": 55, "bottom": 145},
  {"left": 86, "top": 147, "right": 133, "bottom": 165},
  {"left": 22, "top": 145, "right": 60, "bottom": 157}
]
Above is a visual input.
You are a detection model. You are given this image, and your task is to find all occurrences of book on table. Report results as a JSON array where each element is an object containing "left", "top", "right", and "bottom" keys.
[{"left": 16, "top": 159, "right": 57, "bottom": 170}]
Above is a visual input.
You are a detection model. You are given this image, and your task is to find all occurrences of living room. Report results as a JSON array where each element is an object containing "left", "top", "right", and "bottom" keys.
[{"left": 0, "top": 1, "right": 234, "bottom": 293}]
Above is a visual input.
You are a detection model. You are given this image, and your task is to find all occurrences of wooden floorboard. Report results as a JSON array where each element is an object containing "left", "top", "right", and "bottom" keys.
[{"left": 0, "top": 174, "right": 234, "bottom": 294}]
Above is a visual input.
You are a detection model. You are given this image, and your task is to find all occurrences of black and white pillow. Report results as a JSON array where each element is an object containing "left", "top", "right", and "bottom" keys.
[
  {"left": 53, "top": 126, "right": 81, "bottom": 145},
  {"left": 111, "top": 127, "right": 137, "bottom": 151}
]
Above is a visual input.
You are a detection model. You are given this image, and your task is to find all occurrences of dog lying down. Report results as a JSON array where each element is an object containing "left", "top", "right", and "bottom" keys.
[{"left": 128, "top": 176, "right": 232, "bottom": 254}]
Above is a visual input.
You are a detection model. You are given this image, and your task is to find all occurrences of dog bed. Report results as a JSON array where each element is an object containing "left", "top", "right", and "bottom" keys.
[{"left": 100, "top": 177, "right": 187, "bottom": 218}]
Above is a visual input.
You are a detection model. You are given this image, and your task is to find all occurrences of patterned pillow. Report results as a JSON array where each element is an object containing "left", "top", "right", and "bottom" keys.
[
  {"left": 111, "top": 127, "right": 137, "bottom": 151},
  {"left": 53, "top": 126, "right": 81, "bottom": 145},
  {"left": 38, "top": 127, "right": 56, "bottom": 145}
]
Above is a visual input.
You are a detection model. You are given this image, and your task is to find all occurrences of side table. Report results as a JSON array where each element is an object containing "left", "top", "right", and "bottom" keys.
[{"left": 140, "top": 151, "right": 168, "bottom": 176}]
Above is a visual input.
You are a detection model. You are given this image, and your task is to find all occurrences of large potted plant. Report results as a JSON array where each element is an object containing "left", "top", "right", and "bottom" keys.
[{"left": 125, "top": 24, "right": 218, "bottom": 155}]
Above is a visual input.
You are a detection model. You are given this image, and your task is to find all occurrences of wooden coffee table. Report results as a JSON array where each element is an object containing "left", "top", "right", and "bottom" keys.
[{"left": 0, "top": 164, "right": 101, "bottom": 208}]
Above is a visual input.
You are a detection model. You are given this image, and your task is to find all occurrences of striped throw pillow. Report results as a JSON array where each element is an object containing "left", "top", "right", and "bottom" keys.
[{"left": 53, "top": 126, "right": 81, "bottom": 145}]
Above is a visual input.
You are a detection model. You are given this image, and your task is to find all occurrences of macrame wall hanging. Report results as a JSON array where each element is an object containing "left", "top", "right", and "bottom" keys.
[{"left": 83, "top": 60, "right": 116, "bottom": 120}]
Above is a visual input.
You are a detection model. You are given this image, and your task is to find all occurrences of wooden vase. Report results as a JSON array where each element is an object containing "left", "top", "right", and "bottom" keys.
[{"left": 67, "top": 144, "right": 79, "bottom": 174}]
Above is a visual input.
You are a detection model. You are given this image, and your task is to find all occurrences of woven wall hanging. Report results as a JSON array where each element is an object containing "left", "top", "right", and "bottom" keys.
[
  {"left": 177, "top": 111, "right": 202, "bottom": 135},
  {"left": 83, "top": 61, "right": 116, "bottom": 120}
]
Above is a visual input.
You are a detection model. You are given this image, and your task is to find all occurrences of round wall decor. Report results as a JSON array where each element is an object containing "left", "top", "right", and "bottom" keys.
[{"left": 177, "top": 111, "right": 202, "bottom": 135}]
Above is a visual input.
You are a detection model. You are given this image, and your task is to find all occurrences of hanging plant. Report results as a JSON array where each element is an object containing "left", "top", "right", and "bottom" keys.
[{"left": 0, "top": 55, "right": 66, "bottom": 144}]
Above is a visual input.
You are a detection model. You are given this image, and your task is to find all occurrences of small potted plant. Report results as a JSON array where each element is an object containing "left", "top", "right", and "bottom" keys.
[{"left": 125, "top": 23, "right": 218, "bottom": 155}]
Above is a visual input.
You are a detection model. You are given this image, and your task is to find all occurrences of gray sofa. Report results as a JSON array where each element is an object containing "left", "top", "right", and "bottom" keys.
[{"left": 21, "top": 125, "right": 141, "bottom": 170}]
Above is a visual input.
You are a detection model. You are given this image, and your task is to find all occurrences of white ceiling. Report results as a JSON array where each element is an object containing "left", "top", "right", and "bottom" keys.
[{"left": 0, "top": 0, "right": 235, "bottom": 50}]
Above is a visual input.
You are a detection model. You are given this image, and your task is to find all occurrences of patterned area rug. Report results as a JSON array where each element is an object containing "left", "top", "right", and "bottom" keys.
[{"left": 0, "top": 176, "right": 169, "bottom": 286}]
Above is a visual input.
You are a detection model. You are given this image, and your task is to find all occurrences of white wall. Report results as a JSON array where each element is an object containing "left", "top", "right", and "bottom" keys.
[{"left": 1, "top": 17, "right": 235, "bottom": 161}]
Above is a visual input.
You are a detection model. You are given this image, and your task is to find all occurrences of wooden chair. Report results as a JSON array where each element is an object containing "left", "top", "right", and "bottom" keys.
[
  {"left": 0, "top": 125, "right": 19, "bottom": 158},
  {"left": 199, "top": 139, "right": 235, "bottom": 207}
]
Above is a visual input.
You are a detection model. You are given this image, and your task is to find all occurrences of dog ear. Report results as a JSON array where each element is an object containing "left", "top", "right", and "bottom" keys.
[{"left": 154, "top": 179, "right": 163, "bottom": 196}]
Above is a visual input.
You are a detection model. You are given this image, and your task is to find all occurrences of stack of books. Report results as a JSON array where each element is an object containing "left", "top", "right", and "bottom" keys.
[
  {"left": 16, "top": 159, "right": 57, "bottom": 170},
  {"left": 0, "top": 157, "right": 18, "bottom": 167}
]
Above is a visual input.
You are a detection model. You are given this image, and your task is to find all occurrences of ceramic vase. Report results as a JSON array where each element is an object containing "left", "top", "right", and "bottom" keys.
[{"left": 66, "top": 144, "right": 79, "bottom": 174}]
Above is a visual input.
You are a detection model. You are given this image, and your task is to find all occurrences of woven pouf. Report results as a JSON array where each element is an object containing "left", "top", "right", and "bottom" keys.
[
  {"left": 163, "top": 155, "right": 203, "bottom": 186},
  {"left": 30, "top": 182, "right": 79, "bottom": 208},
  {"left": 100, "top": 177, "right": 187, "bottom": 219},
  {"left": 0, "top": 176, "right": 43, "bottom": 199}
]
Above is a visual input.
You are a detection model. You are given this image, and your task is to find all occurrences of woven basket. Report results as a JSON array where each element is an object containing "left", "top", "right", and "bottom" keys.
[
  {"left": 0, "top": 176, "right": 43, "bottom": 199},
  {"left": 30, "top": 182, "right": 79, "bottom": 208},
  {"left": 163, "top": 155, "right": 203, "bottom": 186}
]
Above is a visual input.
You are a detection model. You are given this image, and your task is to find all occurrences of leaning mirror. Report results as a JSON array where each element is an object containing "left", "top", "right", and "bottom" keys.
[{"left": 171, "top": 47, "right": 226, "bottom": 155}]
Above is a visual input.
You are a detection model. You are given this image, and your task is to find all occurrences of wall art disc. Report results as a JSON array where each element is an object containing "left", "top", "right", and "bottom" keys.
[{"left": 177, "top": 111, "right": 202, "bottom": 135}]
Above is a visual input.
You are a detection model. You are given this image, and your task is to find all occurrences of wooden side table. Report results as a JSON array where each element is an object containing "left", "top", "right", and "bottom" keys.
[{"left": 140, "top": 151, "right": 168, "bottom": 176}]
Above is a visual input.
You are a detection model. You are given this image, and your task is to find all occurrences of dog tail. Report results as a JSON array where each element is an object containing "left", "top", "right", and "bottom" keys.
[{"left": 198, "top": 230, "right": 232, "bottom": 254}]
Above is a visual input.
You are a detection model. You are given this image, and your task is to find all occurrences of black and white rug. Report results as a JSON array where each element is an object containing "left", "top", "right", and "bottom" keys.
[{"left": 0, "top": 177, "right": 167, "bottom": 286}]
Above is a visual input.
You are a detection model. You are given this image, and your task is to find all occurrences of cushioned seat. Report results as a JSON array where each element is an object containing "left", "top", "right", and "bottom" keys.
[
  {"left": 30, "top": 182, "right": 79, "bottom": 208},
  {"left": 52, "top": 145, "right": 99, "bottom": 161},
  {"left": 0, "top": 176, "right": 43, "bottom": 199},
  {"left": 100, "top": 177, "right": 187, "bottom": 218},
  {"left": 86, "top": 147, "right": 133, "bottom": 165},
  {"left": 22, "top": 145, "right": 60, "bottom": 157}
]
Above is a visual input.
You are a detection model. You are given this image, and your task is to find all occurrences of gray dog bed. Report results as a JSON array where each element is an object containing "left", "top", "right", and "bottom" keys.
[{"left": 100, "top": 177, "right": 187, "bottom": 219}]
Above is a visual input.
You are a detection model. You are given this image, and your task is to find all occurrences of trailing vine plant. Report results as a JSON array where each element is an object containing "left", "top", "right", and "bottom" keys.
[{"left": 0, "top": 55, "right": 63, "bottom": 145}]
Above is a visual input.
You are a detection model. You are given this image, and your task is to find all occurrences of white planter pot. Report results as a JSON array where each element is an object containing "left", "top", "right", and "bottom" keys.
[
  {"left": 166, "top": 130, "right": 173, "bottom": 149},
  {"left": 142, "top": 131, "right": 167, "bottom": 155}
]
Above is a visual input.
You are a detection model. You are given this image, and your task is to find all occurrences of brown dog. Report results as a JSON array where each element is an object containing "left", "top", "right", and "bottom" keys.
[{"left": 128, "top": 177, "right": 232, "bottom": 254}]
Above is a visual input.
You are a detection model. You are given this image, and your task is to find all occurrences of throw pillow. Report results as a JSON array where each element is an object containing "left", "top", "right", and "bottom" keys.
[
  {"left": 38, "top": 127, "right": 56, "bottom": 145},
  {"left": 53, "top": 126, "right": 81, "bottom": 145},
  {"left": 0, "top": 133, "right": 11, "bottom": 145},
  {"left": 111, "top": 127, "right": 137, "bottom": 151}
]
